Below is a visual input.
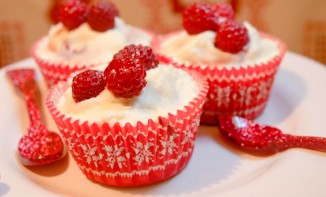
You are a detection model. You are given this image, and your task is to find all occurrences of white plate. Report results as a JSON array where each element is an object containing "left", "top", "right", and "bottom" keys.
[{"left": 1, "top": 52, "right": 326, "bottom": 197}]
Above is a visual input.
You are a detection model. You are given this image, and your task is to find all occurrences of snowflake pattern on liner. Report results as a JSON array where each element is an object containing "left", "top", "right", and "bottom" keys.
[
  {"left": 132, "top": 141, "right": 155, "bottom": 166},
  {"left": 103, "top": 143, "right": 128, "bottom": 169},
  {"left": 59, "top": 108, "right": 201, "bottom": 178},
  {"left": 80, "top": 144, "right": 104, "bottom": 167},
  {"left": 202, "top": 66, "right": 277, "bottom": 122},
  {"left": 211, "top": 78, "right": 273, "bottom": 108}
]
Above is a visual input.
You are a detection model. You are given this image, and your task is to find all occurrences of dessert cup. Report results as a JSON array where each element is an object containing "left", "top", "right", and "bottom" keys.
[
  {"left": 45, "top": 65, "right": 208, "bottom": 186},
  {"left": 153, "top": 31, "right": 286, "bottom": 124}
]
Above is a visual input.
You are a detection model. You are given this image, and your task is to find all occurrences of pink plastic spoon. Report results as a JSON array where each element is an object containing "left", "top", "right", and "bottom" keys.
[
  {"left": 7, "top": 68, "right": 66, "bottom": 166},
  {"left": 217, "top": 115, "right": 326, "bottom": 154}
]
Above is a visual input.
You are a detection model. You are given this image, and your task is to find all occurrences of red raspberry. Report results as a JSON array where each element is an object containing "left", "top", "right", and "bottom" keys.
[
  {"left": 49, "top": 2, "right": 61, "bottom": 24},
  {"left": 140, "top": 46, "right": 159, "bottom": 70},
  {"left": 104, "top": 45, "right": 147, "bottom": 98},
  {"left": 212, "top": 3, "right": 234, "bottom": 21},
  {"left": 87, "top": 0, "right": 119, "bottom": 32},
  {"left": 214, "top": 20, "right": 249, "bottom": 53},
  {"left": 59, "top": 0, "right": 88, "bottom": 30},
  {"left": 80, "top": 0, "right": 91, "bottom": 4},
  {"left": 182, "top": 2, "right": 218, "bottom": 34},
  {"left": 131, "top": 45, "right": 159, "bottom": 70},
  {"left": 72, "top": 70, "right": 107, "bottom": 102}
]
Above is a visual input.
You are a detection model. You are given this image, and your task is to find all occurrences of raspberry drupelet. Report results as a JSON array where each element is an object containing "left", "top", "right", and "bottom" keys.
[
  {"left": 212, "top": 3, "right": 234, "bottom": 20},
  {"left": 214, "top": 20, "right": 249, "bottom": 53},
  {"left": 72, "top": 70, "right": 107, "bottom": 102},
  {"left": 127, "top": 45, "right": 159, "bottom": 71},
  {"left": 182, "top": 2, "right": 217, "bottom": 35},
  {"left": 59, "top": 0, "right": 88, "bottom": 30},
  {"left": 87, "top": 0, "right": 119, "bottom": 32}
]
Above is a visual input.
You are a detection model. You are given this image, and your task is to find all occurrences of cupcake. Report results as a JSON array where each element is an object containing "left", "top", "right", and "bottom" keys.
[
  {"left": 45, "top": 45, "right": 208, "bottom": 187},
  {"left": 153, "top": 2, "right": 286, "bottom": 125},
  {"left": 32, "top": 0, "right": 154, "bottom": 87}
]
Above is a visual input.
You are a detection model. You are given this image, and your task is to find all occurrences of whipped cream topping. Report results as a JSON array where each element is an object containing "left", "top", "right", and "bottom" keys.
[
  {"left": 36, "top": 18, "right": 152, "bottom": 67},
  {"left": 57, "top": 64, "right": 199, "bottom": 125},
  {"left": 160, "top": 22, "right": 279, "bottom": 68}
]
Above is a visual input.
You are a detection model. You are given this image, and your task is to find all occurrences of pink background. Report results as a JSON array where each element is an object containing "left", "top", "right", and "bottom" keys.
[{"left": 0, "top": 0, "right": 325, "bottom": 67}]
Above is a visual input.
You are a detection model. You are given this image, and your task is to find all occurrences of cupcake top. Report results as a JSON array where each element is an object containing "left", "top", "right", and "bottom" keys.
[
  {"left": 158, "top": 2, "right": 280, "bottom": 69},
  {"left": 57, "top": 45, "right": 199, "bottom": 125},
  {"left": 35, "top": 0, "right": 152, "bottom": 67}
]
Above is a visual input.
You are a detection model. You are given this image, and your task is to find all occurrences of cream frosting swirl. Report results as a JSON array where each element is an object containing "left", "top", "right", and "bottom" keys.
[
  {"left": 57, "top": 64, "right": 199, "bottom": 125},
  {"left": 160, "top": 22, "right": 279, "bottom": 68},
  {"left": 36, "top": 18, "right": 152, "bottom": 67}
]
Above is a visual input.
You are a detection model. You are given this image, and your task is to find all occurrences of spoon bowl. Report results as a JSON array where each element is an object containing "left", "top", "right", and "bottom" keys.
[
  {"left": 7, "top": 68, "right": 66, "bottom": 166},
  {"left": 218, "top": 115, "right": 326, "bottom": 154},
  {"left": 18, "top": 131, "right": 66, "bottom": 166}
]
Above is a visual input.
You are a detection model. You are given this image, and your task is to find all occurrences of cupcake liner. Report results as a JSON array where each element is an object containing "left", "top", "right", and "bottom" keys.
[
  {"left": 153, "top": 31, "right": 286, "bottom": 125},
  {"left": 31, "top": 38, "right": 91, "bottom": 88},
  {"left": 45, "top": 71, "right": 208, "bottom": 187}
]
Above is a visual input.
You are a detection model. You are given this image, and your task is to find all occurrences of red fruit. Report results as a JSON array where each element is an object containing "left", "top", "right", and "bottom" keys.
[
  {"left": 104, "top": 45, "right": 147, "bottom": 98},
  {"left": 59, "top": 0, "right": 88, "bottom": 30},
  {"left": 80, "top": 0, "right": 91, "bottom": 4},
  {"left": 87, "top": 0, "right": 119, "bottom": 32},
  {"left": 140, "top": 46, "right": 159, "bottom": 70},
  {"left": 132, "top": 45, "right": 159, "bottom": 70},
  {"left": 182, "top": 2, "right": 218, "bottom": 34},
  {"left": 49, "top": 2, "right": 61, "bottom": 24},
  {"left": 214, "top": 20, "right": 249, "bottom": 53},
  {"left": 72, "top": 70, "right": 107, "bottom": 102},
  {"left": 213, "top": 3, "right": 234, "bottom": 21}
]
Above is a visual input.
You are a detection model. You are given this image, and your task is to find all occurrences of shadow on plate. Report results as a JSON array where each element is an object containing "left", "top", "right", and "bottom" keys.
[
  {"left": 107, "top": 125, "right": 274, "bottom": 196},
  {"left": 17, "top": 152, "right": 70, "bottom": 177},
  {"left": 212, "top": 67, "right": 308, "bottom": 157},
  {"left": 258, "top": 67, "right": 307, "bottom": 125},
  {"left": 0, "top": 182, "right": 10, "bottom": 196}
]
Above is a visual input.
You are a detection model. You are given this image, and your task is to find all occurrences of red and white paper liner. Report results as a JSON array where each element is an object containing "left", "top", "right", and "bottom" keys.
[
  {"left": 45, "top": 71, "right": 208, "bottom": 187},
  {"left": 153, "top": 31, "right": 286, "bottom": 125},
  {"left": 31, "top": 38, "right": 92, "bottom": 88}
]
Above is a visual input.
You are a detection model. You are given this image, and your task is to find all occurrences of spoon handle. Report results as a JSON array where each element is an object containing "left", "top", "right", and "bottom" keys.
[
  {"left": 22, "top": 88, "right": 46, "bottom": 133},
  {"left": 7, "top": 69, "right": 45, "bottom": 133},
  {"left": 285, "top": 134, "right": 326, "bottom": 151}
]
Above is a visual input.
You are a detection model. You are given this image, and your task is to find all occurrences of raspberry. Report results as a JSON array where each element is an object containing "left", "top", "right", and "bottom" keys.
[
  {"left": 59, "top": 0, "right": 88, "bottom": 30},
  {"left": 214, "top": 20, "right": 249, "bottom": 53},
  {"left": 72, "top": 70, "right": 106, "bottom": 102},
  {"left": 140, "top": 46, "right": 159, "bottom": 70},
  {"left": 104, "top": 45, "right": 147, "bottom": 98},
  {"left": 49, "top": 2, "right": 61, "bottom": 24},
  {"left": 182, "top": 2, "right": 218, "bottom": 34},
  {"left": 80, "top": 0, "right": 91, "bottom": 4},
  {"left": 213, "top": 3, "right": 234, "bottom": 21},
  {"left": 87, "top": 0, "right": 119, "bottom": 32},
  {"left": 131, "top": 45, "right": 159, "bottom": 70}
]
